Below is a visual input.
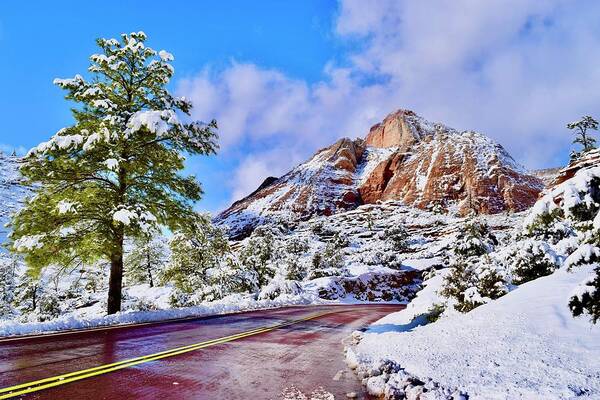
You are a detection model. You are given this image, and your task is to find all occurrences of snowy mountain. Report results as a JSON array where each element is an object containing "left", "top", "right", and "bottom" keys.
[
  {"left": 0, "top": 153, "right": 27, "bottom": 245},
  {"left": 215, "top": 109, "right": 545, "bottom": 239}
]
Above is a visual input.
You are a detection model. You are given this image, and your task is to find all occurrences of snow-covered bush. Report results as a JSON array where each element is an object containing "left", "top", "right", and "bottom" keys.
[
  {"left": 453, "top": 219, "right": 497, "bottom": 258},
  {"left": 569, "top": 268, "right": 600, "bottom": 323},
  {"left": 164, "top": 215, "right": 254, "bottom": 305},
  {"left": 238, "top": 227, "right": 277, "bottom": 287},
  {"left": 36, "top": 291, "right": 62, "bottom": 321},
  {"left": 507, "top": 240, "right": 559, "bottom": 285},
  {"left": 523, "top": 211, "right": 574, "bottom": 244},
  {"left": 384, "top": 224, "right": 410, "bottom": 252},
  {"left": 279, "top": 237, "right": 310, "bottom": 281},
  {"left": 0, "top": 256, "right": 18, "bottom": 318},
  {"left": 258, "top": 277, "right": 303, "bottom": 300},
  {"left": 309, "top": 234, "right": 348, "bottom": 279},
  {"left": 426, "top": 303, "right": 445, "bottom": 323},
  {"left": 440, "top": 256, "right": 509, "bottom": 313}
]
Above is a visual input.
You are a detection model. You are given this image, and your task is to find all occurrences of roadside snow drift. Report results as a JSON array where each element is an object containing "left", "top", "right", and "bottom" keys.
[{"left": 350, "top": 265, "right": 600, "bottom": 399}]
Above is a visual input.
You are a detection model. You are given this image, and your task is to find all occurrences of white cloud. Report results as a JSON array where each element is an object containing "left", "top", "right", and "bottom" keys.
[
  {"left": 229, "top": 150, "right": 299, "bottom": 204},
  {"left": 179, "top": 0, "right": 600, "bottom": 203}
]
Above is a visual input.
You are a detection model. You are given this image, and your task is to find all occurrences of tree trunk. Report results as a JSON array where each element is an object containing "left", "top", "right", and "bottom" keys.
[
  {"left": 147, "top": 250, "right": 154, "bottom": 288},
  {"left": 107, "top": 239, "right": 124, "bottom": 315}
]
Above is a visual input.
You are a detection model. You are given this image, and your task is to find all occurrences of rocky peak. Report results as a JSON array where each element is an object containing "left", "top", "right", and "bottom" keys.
[
  {"left": 364, "top": 109, "right": 450, "bottom": 149},
  {"left": 215, "top": 109, "right": 545, "bottom": 238}
]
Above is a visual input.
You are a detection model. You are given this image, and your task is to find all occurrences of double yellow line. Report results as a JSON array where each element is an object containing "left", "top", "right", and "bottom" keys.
[{"left": 0, "top": 310, "right": 332, "bottom": 399}]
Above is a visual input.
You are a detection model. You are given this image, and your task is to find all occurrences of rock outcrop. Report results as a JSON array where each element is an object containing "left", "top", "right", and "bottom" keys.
[
  {"left": 215, "top": 109, "right": 545, "bottom": 238},
  {"left": 550, "top": 148, "right": 600, "bottom": 187}
]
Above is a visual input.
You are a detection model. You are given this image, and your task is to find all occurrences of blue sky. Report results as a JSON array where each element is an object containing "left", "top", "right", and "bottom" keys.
[
  {"left": 2, "top": 1, "right": 600, "bottom": 213},
  {"left": 0, "top": 0, "right": 338, "bottom": 211}
]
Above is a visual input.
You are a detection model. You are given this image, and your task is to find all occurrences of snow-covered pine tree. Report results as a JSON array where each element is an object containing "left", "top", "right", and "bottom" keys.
[
  {"left": 0, "top": 256, "right": 18, "bottom": 318},
  {"left": 440, "top": 256, "right": 508, "bottom": 313},
  {"left": 567, "top": 115, "right": 598, "bottom": 154},
  {"left": 9, "top": 32, "right": 217, "bottom": 314},
  {"left": 569, "top": 266, "right": 600, "bottom": 323},
  {"left": 309, "top": 233, "right": 348, "bottom": 279},
  {"left": 238, "top": 227, "right": 277, "bottom": 287},
  {"left": 162, "top": 214, "right": 230, "bottom": 294},
  {"left": 281, "top": 237, "right": 309, "bottom": 281},
  {"left": 440, "top": 220, "right": 507, "bottom": 312},
  {"left": 125, "top": 235, "right": 169, "bottom": 287},
  {"left": 453, "top": 219, "right": 497, "bottom": 258},
  {"left": 384, "top": 224, "right": 410, "bottom": 252},
  {"left": 508, "top": 240, "right": 559, "bottom": 284}
]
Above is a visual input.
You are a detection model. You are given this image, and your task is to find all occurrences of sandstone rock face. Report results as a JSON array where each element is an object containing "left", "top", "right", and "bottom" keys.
[
  {"left": 215, "top": 109, "right": 545, "bottom": 238},
  {"left": 360, "top": 130, "right": 544, "bottom": 215},
  {"left": 550, "top": 148, "right": 600, "bottom": 187},
  {"left": 216, "top": 137, "right": 368, "bottom": 238}
]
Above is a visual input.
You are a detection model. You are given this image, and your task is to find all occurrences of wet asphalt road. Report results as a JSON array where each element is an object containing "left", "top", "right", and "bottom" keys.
[{"left": 0, "top": 304, "right": 403, "bottom": 399}]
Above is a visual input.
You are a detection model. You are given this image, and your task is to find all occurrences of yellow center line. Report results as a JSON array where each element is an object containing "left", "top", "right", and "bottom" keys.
[{"left": 0, "top": 310, "right": 334, "bottom": 399}]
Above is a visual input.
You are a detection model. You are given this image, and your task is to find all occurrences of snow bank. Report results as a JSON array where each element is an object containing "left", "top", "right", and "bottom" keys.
[
  {"left": 351, "top": 266, "right": 600, "bottom": 399},
  {"left": 0, "top": 292, "right": 323, "bottom": 338}
]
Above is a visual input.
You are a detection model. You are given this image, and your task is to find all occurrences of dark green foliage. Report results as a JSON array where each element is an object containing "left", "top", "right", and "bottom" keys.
[
  {"left": 282, "top": 238, "right": 309, "bottom": 281},
  {"left": 385, "top": 225, "right": 410, "bottom": 252},
  {"left": 426, "top": 303, "right": 445, "bottom": 323},
  {"left": 309, "top": 234, "right": 347, "bottom": 279},
  {"left": 569, "top": 268, "right": 600, "bottom": 324},
  {"left": 453, "top": 220, "right": 496, "bottom": 258},
  {"left": 239, "top": 228, "right": 276, "bottom": 287},
  {"left": 440, "top": 256, "right": 508, "bottom": 313},
  {"left": 510, "top": 241, "right": 559, "bottom": 285},
  {"left": 523, "top": 209, "right": 572, "bottom": 243}
]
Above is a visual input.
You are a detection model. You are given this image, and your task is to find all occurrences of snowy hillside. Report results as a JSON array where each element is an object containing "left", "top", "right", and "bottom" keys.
[
  {"left": 348, "top": 266, "right": 600, "bottom": 399},
  {"left": 0, "top": 153, "right": 27, "bottom": 245},
  {"left": 345, "top": 156, "right": 600, "bottom": 399}
]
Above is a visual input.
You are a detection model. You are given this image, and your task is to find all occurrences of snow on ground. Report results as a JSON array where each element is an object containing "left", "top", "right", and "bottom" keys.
[
  {"left": 0, "top": 291, "right": 324, "bottom": 337},
  {"left": 0, "top": 200, "right": 521, "bottom": 337},
  {"left": 349, "top": 265, "right": 600, "bottom": 399}
]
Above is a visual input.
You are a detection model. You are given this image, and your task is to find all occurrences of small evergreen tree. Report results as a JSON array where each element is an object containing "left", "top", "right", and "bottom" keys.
[
  {"left": 453, "top": 220, "right": 497, "bottom": 258},
  {"left": 9, "top": 32, "right": 218, "bottom": 314},
  {"left": 125, "top": 235, "right": 169, "bottom": 287},
  {"left": 239, "top": 228, "right": 277, "bottom": 287},
  {"left": 384, "top": 224, "right": 410, "bottom": 252},
  {"left": 14, "top": 272, "right": 41, "bottom": 314},
  {"left": 440, "top": 256, "right": 508, "bottom": 313},
  {"left": 569, "top": 267, "right": 600, "bottom": 323},
  {"left": 281, "top": 238, "right": 309, "bottom": 281},
  {"left": 523, "top": 210, "right": 573, "bottom": 244},
  {"left": 309, "top": 234, "right": 348, "bottom": 279},
  {"left": 195, "top": 258, "right": 257, "bottom": 303},
  {"left": 162, "top": 214, "right": 230, "bottom": 294},
  {"left": 567, "top": 115, "right": 598, "bottom": 153},
  {"left": 0, "top": 256, "right": 18, "bottom": 318},
  {"left": 509, "top": 240, "right": 559, "bottom": 285}
]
